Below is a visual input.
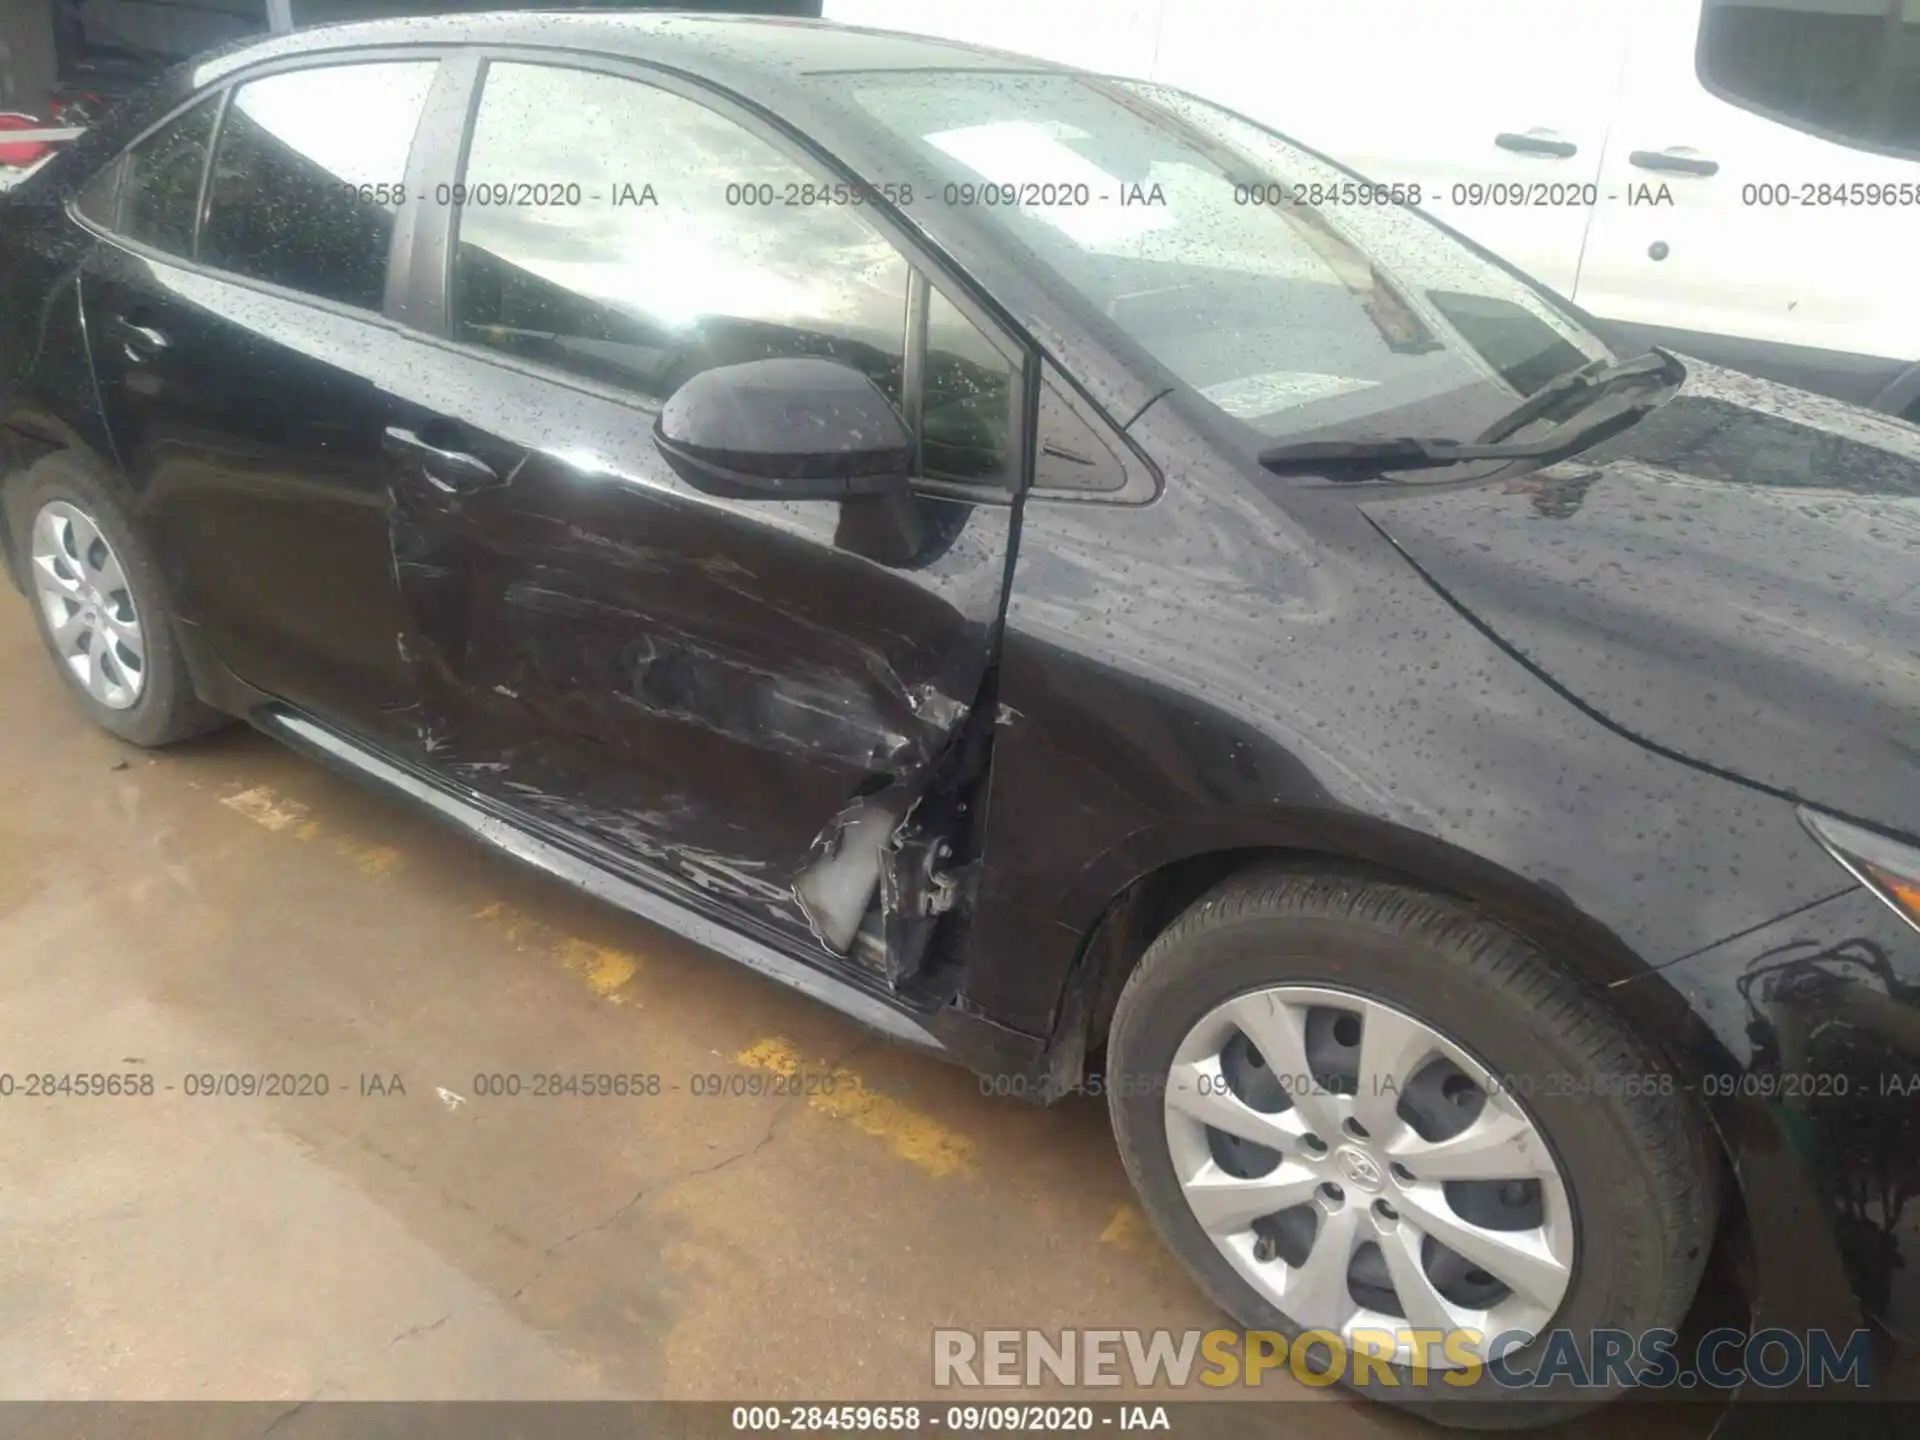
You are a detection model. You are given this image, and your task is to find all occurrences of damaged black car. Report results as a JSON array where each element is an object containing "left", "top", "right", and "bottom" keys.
[{"left": 2, "top": 13, "right": 1917, "bottom": 1428}]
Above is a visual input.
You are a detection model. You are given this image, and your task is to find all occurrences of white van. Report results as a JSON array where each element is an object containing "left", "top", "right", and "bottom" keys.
[{"left": 825, "top": 0, "right": 1920, "bottom": 418}]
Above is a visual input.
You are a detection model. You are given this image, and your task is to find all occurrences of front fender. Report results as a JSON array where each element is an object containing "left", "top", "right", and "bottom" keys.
[{"left": 961, "top": 615, "right": 1830, "bottom": 1051}]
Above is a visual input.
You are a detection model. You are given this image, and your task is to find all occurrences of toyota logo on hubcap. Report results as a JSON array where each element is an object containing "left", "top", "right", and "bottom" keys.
[{"left": 1336, "top": 1146, "right": 1383, "bottom": 1192}]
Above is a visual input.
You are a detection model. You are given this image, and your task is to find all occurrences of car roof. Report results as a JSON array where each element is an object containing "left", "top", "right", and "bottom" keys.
[{"left": 194, "top": 12, "right": 1079, "bottom": 94}]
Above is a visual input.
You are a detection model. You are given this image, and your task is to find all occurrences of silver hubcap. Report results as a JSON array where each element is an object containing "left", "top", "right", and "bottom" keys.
[
  {"left": 31, "top": 500, "right": 146, "bottom": 710},
  {"left": 1164, "top": 985, "right": 1574, "bottom": 1369}
]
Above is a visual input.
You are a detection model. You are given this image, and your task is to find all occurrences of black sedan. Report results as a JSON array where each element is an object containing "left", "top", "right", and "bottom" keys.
[{"left": 1, "top": 13, "right": 1916, "bottom": 1428}]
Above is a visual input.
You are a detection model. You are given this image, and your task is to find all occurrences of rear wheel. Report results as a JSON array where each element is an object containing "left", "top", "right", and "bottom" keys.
[
  {"left": 5, "top": 452, "right": 224, "bottom": 746},
  {"left": 1106, "top": 869, "right": 1716, "bottom": 1427}
]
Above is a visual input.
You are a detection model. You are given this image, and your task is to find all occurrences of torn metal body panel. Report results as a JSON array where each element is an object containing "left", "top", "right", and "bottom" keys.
[
  {"left": 793, "top": 793, "right": 910, "bottom": 955},
  {"left": 792, "top": 625, "right": 1001, "bottom": 981}
]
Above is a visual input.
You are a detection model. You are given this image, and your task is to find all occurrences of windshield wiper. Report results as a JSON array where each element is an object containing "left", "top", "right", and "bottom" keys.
[
  {"left": 1257, "top": 348, "right": 1683, "bottom": 482},
  {"left": 1476, "top": 347, "right": 1681, "bottom": 444}
]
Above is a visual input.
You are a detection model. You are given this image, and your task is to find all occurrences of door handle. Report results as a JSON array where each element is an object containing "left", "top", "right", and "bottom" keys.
[
  {"left": 1629, "top": 149, "right": 1719, "bottom": 177},
  {"left": 108, "top": 316, "right": 169, "bottom": 358},
  {"left": 1494, "top": 131, "right": 1577, "bottom": 158},
  {"left": 382, "top": 425, "right": 501, "bottom": 492}
]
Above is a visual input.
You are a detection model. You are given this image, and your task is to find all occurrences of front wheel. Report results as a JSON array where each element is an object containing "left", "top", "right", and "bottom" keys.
[{"left": 1106, "top": 869, "right": 1716, "bottom": 1427}]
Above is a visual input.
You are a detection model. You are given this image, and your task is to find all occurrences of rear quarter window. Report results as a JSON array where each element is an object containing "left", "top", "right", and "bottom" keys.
[
  {"left": 114, "top": 95, "right": 219, "bottom": 255},
  {"left": 198, "top": 61, "right": 437, "bottom": 310}
]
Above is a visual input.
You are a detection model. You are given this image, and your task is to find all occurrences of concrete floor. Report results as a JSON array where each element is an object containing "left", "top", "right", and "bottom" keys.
[{"left": 0, "top": 594, "right": 1715, "bottom": 1436}]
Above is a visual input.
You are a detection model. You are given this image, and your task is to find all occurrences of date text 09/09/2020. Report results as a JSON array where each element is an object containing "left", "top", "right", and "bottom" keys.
[
  {"left": 0, "top": 1068, "right": 916, "bottom": 1100},
  {"left": 977, "top": 1066, "right": 1918, "bottom": 1102}
]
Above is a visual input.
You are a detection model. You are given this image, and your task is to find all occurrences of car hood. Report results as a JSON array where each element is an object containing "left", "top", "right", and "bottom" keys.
[{"left": 1359, "top": 358, "right": 1920, "bottom": 835}]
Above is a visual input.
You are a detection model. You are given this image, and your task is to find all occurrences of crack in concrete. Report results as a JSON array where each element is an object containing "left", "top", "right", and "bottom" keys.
[
  {"left": 500, "top": 1029, "right": 878, "bottom": 1307},
  {"left": 255, "top": 1296, "right": 456, "bottom": 1418},
  {"left": 253, "top": 1034, "right": 874, "bottom": 1422},
  {"left": 506, "top": 1088, "right": 801, "bottom": 1306},
  {"left": 385, "top": 1311, "right": 452, "bottom": 1350},
  {"left": 258, "top": 1398, "right": 309, "bottom": 1438}
]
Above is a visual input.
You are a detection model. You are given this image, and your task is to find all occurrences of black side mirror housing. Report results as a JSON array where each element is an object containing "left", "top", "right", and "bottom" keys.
[{"left": 652, "top": 356, "right": 915, "bottom": 501}]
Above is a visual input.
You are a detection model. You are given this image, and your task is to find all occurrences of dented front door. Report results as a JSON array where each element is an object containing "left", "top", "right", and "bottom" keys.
[
  {"left": 384, "top": 345, "right": 1012, "bottom": 962},
  {"left": 380, "top": 58, "right": 1022, "bottom": 965}
]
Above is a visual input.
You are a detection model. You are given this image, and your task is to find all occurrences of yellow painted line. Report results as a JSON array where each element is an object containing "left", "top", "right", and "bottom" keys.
[
  {"left": 222, "top": 785, "right": 402, "bottom": 873},
  {"left": 472, "top": 901, "right": 641, "bottom": 999},
  {"left": 221, "top": 785, "right": 313, "bottom": 834},
  {"left": 1099, "top": 1203, "right": 1153, "bottom": 1254},
  {"left": 217, "top": 785, "right": 635, "bottom": 1001},
  {"left": 555, "top": 936, "right": 641, "bottom": 996},
  {"left": 473, "top": 900, "right": 535, "bottom": 944},
  {"left": 340, "top": 842, "right": 404, "bottom": 878},
  {"left": 735, "top": 1037, "right": 974, "bottom": 1178}
]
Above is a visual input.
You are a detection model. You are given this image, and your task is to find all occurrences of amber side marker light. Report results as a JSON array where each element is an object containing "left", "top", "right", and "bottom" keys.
[{"left": 1799, "top": 809, "right": 1920, "bottom": 937}]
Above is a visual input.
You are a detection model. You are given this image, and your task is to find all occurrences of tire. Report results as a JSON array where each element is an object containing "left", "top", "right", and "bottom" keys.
[
  {"left": 4, "top": 451, "right": 226, "bottom": 747},
  {"left": 1106, "top": 868, "right": 1716, "bottom": 1428}
]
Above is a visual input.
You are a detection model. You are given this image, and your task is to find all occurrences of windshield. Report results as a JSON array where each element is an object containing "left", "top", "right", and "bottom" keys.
[{"left": 845, "top": 73, "right": 1614, "bottom": 444}]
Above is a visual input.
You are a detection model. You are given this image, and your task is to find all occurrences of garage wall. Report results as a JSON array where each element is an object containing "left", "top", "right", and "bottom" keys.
[
  {"left": 66, "top": 0, "right": 266, "bottom": 61},
  {"left": 0, "top": 0, "right": 59, "bottom": 115}
]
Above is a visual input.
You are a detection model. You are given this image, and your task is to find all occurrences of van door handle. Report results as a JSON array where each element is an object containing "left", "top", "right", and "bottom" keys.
[
  {"left": 382, "top": 425, "right": 501, "bottom": 493},
  {"left": 1629, "top": 149, "right": 1719, "bottom": 176},
  {"left": 1494, "top": 131, "right": 1577, "bottom": 158}
]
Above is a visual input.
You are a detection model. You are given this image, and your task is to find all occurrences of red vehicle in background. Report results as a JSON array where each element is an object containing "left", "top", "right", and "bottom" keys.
[
  {"left": 0, "top": 94, "right": 102, "bottom": 185},
  {"left": 50, "top": 92, "right": 112, "bottom": 127},
  {"left": 0, "top": 114, "right": 54, "bottom": 170}
]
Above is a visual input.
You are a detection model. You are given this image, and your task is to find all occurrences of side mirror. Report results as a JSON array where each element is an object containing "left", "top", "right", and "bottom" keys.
[{"left": 652, "top": 356, "right": 915, "bottom": 501}]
